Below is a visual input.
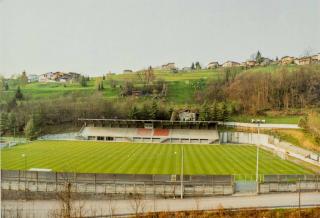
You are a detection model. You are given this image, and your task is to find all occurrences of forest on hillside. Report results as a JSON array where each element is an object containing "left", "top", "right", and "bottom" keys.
[{"left": 197, "top": 65, "right": 320, "bottom": 114}]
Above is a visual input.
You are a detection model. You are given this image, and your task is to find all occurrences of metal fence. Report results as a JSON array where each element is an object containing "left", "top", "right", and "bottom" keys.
[
  {"left": 1, "top": 170, "right": 234, "bottom": 198},
  {"left": 260, "top": 175, "right": 320, "bottom": 193},
  {"left": 2, "top": 170, "right": 319, "bottom": 198}
]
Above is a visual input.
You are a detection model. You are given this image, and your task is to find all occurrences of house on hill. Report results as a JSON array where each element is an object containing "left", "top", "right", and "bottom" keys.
[
  {"left": 260, "top": 58, "right": 273, "bottom": 66},
  {"left": 39, "top": 72, "right": 55, "bottom": 82},
  {"left": 294, "top": 56, "right": 312, "bottom": 65},
  {"left": 280, "top": 56, "right": 295, "bottom": 65},
  {"left": 39, "top": 72, "right": 81, "bottom": 83},
  {"left": 311, "top": 53, "right": 320, "bottom": 63},
  {"left": 244, "top": 60, "right": 256, "bottom": 68},
  {"left": 207, "top": 61, "right": 219, "bottom": 69},
  {"left": 162, "top": 63, "right": 176, "bottom": 70},
  {"left": 222, "top": 61, "right": 240, "bottom": 68},
  {"left": 27, "top": 74, "right": 39, "bottom": 83}
]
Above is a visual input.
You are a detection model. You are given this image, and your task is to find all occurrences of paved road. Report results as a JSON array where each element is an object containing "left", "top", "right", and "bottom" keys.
[{"left": 2, "top": 192, "right": 320, "bottom": 217}]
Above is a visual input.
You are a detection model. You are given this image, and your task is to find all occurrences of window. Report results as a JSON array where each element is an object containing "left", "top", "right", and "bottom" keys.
[
  {"left": 106, "top": 137, "right": 114, "bottom": 141},
  {"left": 144, "top": 123, "right": 153, "bottom": 129},
  {"left": 88, "top": 136, "right": 95, "bottom": 140},
  {"left": 97, "top": 136, "right": 105, "bottom": 141}
]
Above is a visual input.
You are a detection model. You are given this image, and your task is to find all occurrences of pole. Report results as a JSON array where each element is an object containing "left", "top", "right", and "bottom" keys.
[
  {"left": 180, "top": 145, "right": 184, "bottom": 199},
  {"left": 22, "top": 154, "right": 27, "bottom": 194},
  {"left": 256, "top": 123, "right": 260, "bottom": 194},
  {"left": 298, "top": 178, "right": 301, "bottom": 210}
]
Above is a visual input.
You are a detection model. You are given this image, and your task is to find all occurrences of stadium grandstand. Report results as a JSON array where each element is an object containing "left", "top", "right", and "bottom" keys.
[{"left": 78, "top": 119, "right": 219, "bottom": 144}]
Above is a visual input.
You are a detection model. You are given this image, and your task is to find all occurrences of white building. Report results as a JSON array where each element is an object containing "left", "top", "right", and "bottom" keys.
[{"left": 27, "top": 74, "right": 39, "bottom": 83}]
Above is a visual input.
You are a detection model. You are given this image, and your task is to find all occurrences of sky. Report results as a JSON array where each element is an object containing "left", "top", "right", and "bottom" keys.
[{"left": 1, "top": 0, "right": 319, "bottom": 77}]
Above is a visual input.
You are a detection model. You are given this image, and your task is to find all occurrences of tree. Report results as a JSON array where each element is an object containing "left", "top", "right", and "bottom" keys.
[
  {"left": 195, "top": 62, "right": 201, "bottom": 70},
  {"left": 120, "top": 81, "right": 133, "bottom": 96},
  {"left": 79, "top": 76, "right": 87, "bottom": 87},
  {"left": 219, "top": 102, "right": 230, "bottom": 122},
  {"left": 255, "top": 51, "right": 263, "bottom": 64},
  {"left": 0, "top": 113, "right": 9, "bottom": 136},
  {"left": 140, "top": 104, "right": 151, "bottom": 119},
  {"left": 15, "top": 86, "right": 23, "bottom": 100},
  {"left": 128, "top": 106, "right": 139, "bottom": 119},
  {"left": 95, "top": 78, "right": 104, "bottom": 91},
  {"left": 8, "top": 113, "right": 16, "bottom": 135},
  {"left": 20, "top": 71, "right": 28, "bottom": 85},
  {"left": 199, "top": 102, "right": 210, "bottom": 121},
  {"left": 191, "top": 62, "right": 195, "bottom": 70},
  {"left": 108, "top": 78, "right": 117, "bottom": 89},
  {"left": 149, "top": 101, "right": 159, "bottom": 119},
  {"left": 210, "top": 102, "right": 219, "bottom": 121},
  {"left": 24, "top": 116, "right": 38, "bottom": 140},
  {"left": 99, "top": 81, "right": 104, "bottom": 90}
]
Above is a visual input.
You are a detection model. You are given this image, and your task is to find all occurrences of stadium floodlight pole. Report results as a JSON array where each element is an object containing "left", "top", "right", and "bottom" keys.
[
  {"left": 22, "top": 154, "right": 27, "bottom": 193},
  {"left": 181, "top": 145, "right": 184, "bottom": 199},
  {"left": 256, "top": 122, "right": 261, "bottom": 194}
]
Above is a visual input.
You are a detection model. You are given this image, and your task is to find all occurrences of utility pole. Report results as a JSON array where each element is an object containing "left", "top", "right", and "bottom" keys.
[{"left": 181, "top": 145, "right": 184, "bottom": 199}]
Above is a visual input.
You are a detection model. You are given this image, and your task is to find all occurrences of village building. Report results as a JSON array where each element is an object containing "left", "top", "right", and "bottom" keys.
[
  {"left": 244, "top": 60, "right": 256, "bottom": 68},
  {"left": 68, "top": 72, "right": 81, "bottom": 80},
  {"left": 260, "top": 58, "right": 273, "bottom": 66},
  {"left": 182, "top": 67, "right": 191, "bottom": 71},
  {"left": 161, "top": 63, "right": 176, "bottom": 70},
  {"left": 295, "top": 56, "right": 312, "bottom": 65},
  {"left": 39, "top": 72, "right": 81, "bottom": 83},
  {"left": 207, "top": 61, "right": 219, "bottom": 69},
  {"left": 39, "top": 72, "right": 55, "bottom": 83},
  {"left": 280, "top": 56, "right": 295, "bottom": 65},
  {"left": 311, "top": 53, "right": 320, "bottom": 62},
  {"left": 27, "top": 74, "right": 39, "bottom": 83},
  {"left": 222, "top": 61, "right": 240, "bottom": 68},
  {"left": 178, "top": 109, "right": 198, "bottom": 121}
]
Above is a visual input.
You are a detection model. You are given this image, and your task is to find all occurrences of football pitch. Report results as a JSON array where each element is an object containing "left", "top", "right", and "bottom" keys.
[{"left": 1, "top": 140, "right": 312, "bottom": 176}]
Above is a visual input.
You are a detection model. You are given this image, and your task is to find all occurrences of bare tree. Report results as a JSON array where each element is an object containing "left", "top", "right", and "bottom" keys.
[
  {"left": 107, "top": 194, "right": 116, "bottom": 217},
  {"left": 129, "top": 193, "right": 145, "bottom": 217}
]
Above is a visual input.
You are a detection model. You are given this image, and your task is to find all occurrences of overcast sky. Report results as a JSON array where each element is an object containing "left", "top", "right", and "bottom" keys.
[{"left": 1, "top": 0, "right": 319, "bottom": 76}]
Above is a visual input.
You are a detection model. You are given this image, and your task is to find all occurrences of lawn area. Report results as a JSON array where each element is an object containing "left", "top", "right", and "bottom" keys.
[
  {"left": 1, "top": 141, "right": 312, "bottom": 176},
  {"left": 231, "top": 115, "right": 302, "bottom": 124}
]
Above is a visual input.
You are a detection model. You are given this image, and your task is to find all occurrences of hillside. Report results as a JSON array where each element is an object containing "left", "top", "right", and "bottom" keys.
[{"left": 1, "top": 64, "right": 303, "bottom": 103}]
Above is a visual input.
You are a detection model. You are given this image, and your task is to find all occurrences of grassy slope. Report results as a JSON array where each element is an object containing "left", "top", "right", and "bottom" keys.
[
  {"left": 1, "top": 141, "right": 311, "bottom": 175},
  {"left": 265, "top": 129, "right": 320, "bottom": 153}
]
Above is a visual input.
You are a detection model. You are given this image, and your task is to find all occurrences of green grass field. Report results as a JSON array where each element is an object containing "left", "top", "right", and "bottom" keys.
[{"left": 1, "top": 141, "right": 312, "bottom": 176}]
